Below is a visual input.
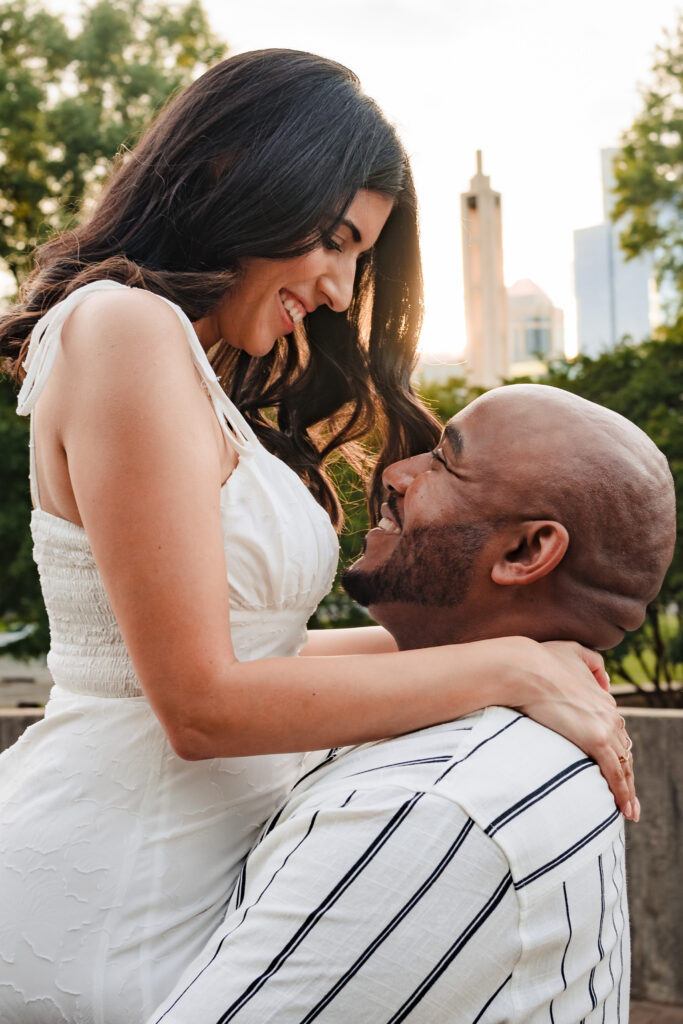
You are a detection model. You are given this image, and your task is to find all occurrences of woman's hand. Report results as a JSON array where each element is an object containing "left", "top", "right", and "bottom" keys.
[{"left": 514, "top": 639, "right": 637, "bottom": 821}]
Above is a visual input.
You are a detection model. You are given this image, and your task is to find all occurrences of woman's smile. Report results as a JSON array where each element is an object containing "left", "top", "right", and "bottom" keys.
[
  {"left": 279, "top": 288, "right": 307, "bottom": 326},
  {"left": 193, "top": 190, "right": 393, "bottom": 356}
]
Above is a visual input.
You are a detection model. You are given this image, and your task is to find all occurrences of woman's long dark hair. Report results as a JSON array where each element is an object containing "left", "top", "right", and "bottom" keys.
[{"left": 0, "top": 49, "right": 441, "bottom": 527}]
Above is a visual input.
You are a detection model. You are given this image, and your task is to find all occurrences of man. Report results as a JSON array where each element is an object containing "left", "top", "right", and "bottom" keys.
[{"left": 150, "top": 385, "right": 675, "bottom": 1023}]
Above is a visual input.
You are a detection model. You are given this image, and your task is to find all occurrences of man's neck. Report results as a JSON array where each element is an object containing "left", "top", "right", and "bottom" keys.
[
  {"left": 370, "top": 602, "right": 480, "bottom": 650},
  {"left": 370, "top": 600, "right": 582, "bottom": 651}
]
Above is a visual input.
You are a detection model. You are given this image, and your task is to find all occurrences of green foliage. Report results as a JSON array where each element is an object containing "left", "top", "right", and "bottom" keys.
[
  {"left": 0, "top": 375, "right": 48, "bottom": 655},
  {"left": 612, "top": 15, "right": 683, "bottom": 315},
  {"left": 417, "top": 375, "right": 485, "bottom": 423},
  {"left": 0, "top": 0, "right": 227, "bottom": 284},
  {"left": 308, "top": 452, "right": 375, "bottom": 629}
]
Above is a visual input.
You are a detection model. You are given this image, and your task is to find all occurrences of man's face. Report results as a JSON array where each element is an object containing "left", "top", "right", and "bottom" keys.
[
  {"left": 343, "top": 383, "right": 676, "bottom": 650},
  {"left": 342, "top": 397, "right": 525, "bottom": 616}
]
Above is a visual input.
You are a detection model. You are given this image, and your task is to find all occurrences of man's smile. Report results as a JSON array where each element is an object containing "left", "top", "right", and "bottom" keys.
[{"left": 377, "top": 498, "right": 402, "bottom": 536}]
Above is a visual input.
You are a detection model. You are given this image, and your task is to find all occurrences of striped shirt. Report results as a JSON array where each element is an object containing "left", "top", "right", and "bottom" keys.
[{"left": 149, "top": 707, "right": 630, "bottom": 1023}]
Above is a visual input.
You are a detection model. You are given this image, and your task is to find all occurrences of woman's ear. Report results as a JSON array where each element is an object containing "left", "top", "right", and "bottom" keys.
[{"left": 491, "top": 521, "right": 569, "bottom": 586}]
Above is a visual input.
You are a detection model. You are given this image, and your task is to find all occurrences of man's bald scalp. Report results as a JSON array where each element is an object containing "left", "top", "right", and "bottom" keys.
[{"left": 478, "top": 385, "right": 676, "bottom": 641}]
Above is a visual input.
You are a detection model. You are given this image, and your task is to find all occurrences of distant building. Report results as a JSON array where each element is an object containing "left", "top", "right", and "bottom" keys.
[
  {"left": 507, "top": 279, "right": 564, "bottom": 377},
  {"left": 461, "top": 151, "right": 509, "bottom": 387},
  {"left": 573, "top": 149, "right": 655, "bottom": 357}
]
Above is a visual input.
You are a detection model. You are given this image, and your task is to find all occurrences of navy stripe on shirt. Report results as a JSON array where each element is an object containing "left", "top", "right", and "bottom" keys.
[
  {"left": 215, "top": 792, "right": 426, "bottom": 1023},
  {"left": 515, "top": 808, "right": 620, "bottom": 888},
  {"left": 386, "top": 871, "right": 514, "bottom": 1023},
  {"left": 298, "top": 818, "right": 476, "bottom": 1022}
]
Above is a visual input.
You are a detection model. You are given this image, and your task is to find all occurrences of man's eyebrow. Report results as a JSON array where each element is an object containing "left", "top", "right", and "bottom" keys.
[
  {"left": 443, "top": 422, "right": 464, "bottom": 456},
  {"left": 340, "top": 218, "right": 362, "bottom": 244}
]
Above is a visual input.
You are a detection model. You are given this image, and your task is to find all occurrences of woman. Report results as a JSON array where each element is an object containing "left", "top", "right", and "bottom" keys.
[{"left": 0, "top": 51, "right": 634, "bottom": 1023}]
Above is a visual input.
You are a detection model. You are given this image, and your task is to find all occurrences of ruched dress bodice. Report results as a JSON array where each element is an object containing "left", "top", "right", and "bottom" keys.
[
  {"left": 34, "top": 433, "right": 337, "bottom": 695},
  {"left": 0, "top": 281, "right": 339, "bottom": 1023}
]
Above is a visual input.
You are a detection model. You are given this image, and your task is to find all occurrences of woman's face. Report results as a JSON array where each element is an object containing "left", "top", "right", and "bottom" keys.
[{"left": 194, "top": 190, "right": 393, "bottom": 356}]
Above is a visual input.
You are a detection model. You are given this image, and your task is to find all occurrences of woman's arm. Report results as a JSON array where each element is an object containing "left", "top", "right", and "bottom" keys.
[
  {"left": 51, "top": 290, "right": 636, "bottom": 819},
  {"left": 300, "top": 626, "right": 398, "bottom": 656},
  {"left": 298, "top": 636, "right": 632, "bottom": 818}
]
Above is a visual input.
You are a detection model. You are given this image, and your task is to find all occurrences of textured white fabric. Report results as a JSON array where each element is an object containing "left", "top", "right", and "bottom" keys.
[
  {"left": 149, "top": 708, "right": 630, "bottom": 1024},
  {"left": 0, "top": 281, "right": 338, "bottom": 1023}
]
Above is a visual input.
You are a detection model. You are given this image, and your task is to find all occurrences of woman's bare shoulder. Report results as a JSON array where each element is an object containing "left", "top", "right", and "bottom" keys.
[
  {"left": 60, "top": 285, "right": 195, "bottom": 372},
  {"left": 52, "top": 286, "right": 211, "bottom": 446}
]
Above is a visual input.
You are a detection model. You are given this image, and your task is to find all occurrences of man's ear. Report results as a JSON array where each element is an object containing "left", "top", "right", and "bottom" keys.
[{"left": 491, "top": 520, "right": 569, "bottom": 586}]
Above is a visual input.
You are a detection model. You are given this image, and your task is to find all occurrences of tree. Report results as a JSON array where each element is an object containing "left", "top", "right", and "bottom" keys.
[
  {"left": 0, "top": 0, "right": 227, "bottom": 286},
  {"left": 612, "top": 15, "right": 683, "bottom": 316}
]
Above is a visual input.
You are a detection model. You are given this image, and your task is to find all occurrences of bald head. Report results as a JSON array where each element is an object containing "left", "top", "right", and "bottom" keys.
[
  {"left": 344, "top": 384, "right": 676, "bottom": 651},
  {"left": 465, "top": 385, "right": 675, "bottom": 638}
]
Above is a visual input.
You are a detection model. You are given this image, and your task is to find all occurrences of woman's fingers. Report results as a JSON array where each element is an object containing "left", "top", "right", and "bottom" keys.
[
  {"left": 613, "top": 716, "right": 637, "bottom": 819},
  {"left": 590, "top": 730, "right": 638, "bottom": 822},
  {"left": 530, "top": 641, "right": 639, "bottom": 821},
  {"left": 589, "top": 705, "right": 638, "bottom": 821},
  {"left": 571, "top": 643, "right": 610, "bottom": 691}
]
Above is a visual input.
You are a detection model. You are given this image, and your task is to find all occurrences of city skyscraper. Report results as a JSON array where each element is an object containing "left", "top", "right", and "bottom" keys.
[
  {"left": 461, "top": 151, "right": 508, "bottom": 387},
  {"left": 573, "top": 149, "right": 655, "bottom": 357}
]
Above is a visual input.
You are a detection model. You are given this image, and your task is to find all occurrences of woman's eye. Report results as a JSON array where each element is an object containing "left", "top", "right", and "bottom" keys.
[{"left": 322, "top": 235, "right": 343, "bottom": 253}]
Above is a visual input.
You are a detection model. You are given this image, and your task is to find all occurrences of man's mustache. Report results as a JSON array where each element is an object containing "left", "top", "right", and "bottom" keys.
[{"left": 387, "top": 492, "right": 403, "bottom": 530}]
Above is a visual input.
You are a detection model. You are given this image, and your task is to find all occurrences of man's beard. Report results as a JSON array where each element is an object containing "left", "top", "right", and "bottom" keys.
[{"left": 342, "top": 523, "right": 489, "bottom": 609}]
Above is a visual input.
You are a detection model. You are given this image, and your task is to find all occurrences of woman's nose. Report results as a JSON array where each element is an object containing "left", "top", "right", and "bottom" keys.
[
  {"left": 319, "top": 260, "right": 356, "bottom": 313},
  {"left": 382, "top": 453, "right": 432, "bottom": 494}
]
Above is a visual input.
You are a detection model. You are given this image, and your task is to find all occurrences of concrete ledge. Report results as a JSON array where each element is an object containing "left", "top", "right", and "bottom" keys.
[
  {"left": 622, "top": 709, "right": 683, "bottom": 1005},
  {"left": 631, "top": 999, "right": 683, "bottom": 1023},
  {"left": 0, "top": 707, "right": 44, "bottom": 752}
]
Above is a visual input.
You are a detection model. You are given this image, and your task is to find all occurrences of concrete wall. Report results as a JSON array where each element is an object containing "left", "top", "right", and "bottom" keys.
[
  {"left": 1, "top": 706, "right": 681, "bottom": 1005},
  {"left": 623, "top": 708, "right": 683, "bottom": 1005},
  {"left": 0, "top": 707, "right": 44, "bottom": 753}
]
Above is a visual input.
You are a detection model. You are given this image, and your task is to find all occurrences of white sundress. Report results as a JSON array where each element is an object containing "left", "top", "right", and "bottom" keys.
[{"left": 0, "top": 280, "right": 339, "bottom": 1023}]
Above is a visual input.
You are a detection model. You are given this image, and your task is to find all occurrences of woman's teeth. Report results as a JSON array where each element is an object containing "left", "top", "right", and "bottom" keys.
[
  {"left": 378, "top": 517, "right": 401, "bottom": 535},
  {"left": 279, "top": 290, "right": 305, "bottom": 324}
]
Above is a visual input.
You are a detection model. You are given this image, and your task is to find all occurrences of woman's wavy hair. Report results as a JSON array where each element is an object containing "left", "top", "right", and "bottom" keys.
[{"left": 0, "top": 49, "right": 441, "bottom": 527}]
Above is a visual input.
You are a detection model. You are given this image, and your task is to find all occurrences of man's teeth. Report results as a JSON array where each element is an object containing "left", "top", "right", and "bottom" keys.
[
  {"left": 279, "top": 290, "right": 305, "bottom": 324},
  {"left": 378, "top": 517, "right": 401, "bottom": 535}
]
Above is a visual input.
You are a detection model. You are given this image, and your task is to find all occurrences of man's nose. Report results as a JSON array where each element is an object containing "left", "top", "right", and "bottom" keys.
[{"left": 382, "top": 452, "right": 432, "bottom": 494}]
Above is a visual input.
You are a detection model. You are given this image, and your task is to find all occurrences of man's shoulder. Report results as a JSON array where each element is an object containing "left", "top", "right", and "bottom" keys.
[
  {"left": 296, "top": 709, "right": 623, "bottom": 898},
  {"left": 295, "top": 714, "right": 483, "bottom": 797},
  {"left": 435, "top": 707, "right": 623, "bottom": 897}
]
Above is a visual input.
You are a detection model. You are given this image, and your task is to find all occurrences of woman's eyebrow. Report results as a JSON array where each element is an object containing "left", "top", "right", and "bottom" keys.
[
  {"left": 444, "top": 422, "right": 464, "bottom": 456},
  {"left": 340, "top": 217, "right": 362, "bottom": 243}
]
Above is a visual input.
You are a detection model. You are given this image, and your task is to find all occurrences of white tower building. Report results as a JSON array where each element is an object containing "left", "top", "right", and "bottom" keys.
[{"left": 461, "top": 151, "right": 509, "bottom": 387}]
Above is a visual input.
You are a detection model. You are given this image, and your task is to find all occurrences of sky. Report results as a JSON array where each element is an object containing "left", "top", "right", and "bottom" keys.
[{"left": 51, "top": 0, "right": 682, "bottom": 355}]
